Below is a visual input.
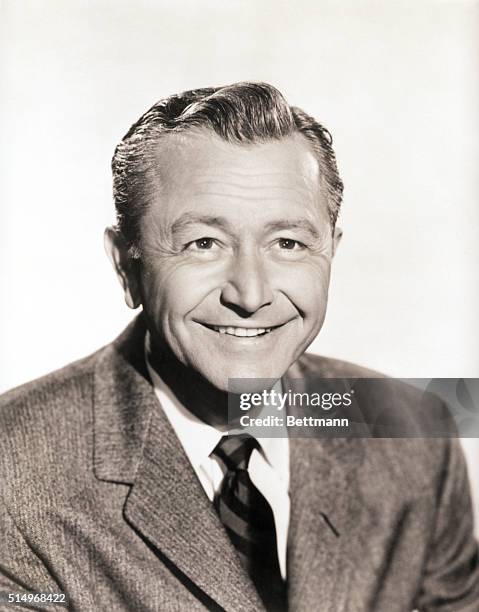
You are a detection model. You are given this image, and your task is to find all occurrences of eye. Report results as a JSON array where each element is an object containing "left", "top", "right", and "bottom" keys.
[
  {"left": 278, "top": 238, "right": 305, "bottom": 250},
  {"left": 195, "top": 237, "right": 214, "bottom": 249},
  {"left": 186, "top": 237, "right": 216, "bottom": 250}
]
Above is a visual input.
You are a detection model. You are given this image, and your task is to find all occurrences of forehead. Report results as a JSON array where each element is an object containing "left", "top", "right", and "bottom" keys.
[{"left": 144, "top": 128, "right": 328, "bottom": 227}]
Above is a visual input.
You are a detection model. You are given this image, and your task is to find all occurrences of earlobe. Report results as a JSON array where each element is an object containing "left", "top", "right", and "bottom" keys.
[
  {"left": 103, "top": 227, "right": 142, "bottom": 309},
  {"left": 332, "top": 226, "right": 343, "bottom": 257}
]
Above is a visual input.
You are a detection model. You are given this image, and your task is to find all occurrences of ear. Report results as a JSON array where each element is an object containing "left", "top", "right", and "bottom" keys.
[
  {"left": 104, "top": 227, "right": 142, "bottom": 309},
  {"left": 332, "top": 226, "right": 343, "bottom": 257}
]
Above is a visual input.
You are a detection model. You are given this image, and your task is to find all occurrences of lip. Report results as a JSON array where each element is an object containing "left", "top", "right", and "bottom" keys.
[{"left": 193, "top": 318, "right": 297, "bottom": 338}]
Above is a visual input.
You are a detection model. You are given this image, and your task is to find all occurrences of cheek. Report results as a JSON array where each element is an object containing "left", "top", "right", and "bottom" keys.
[
  {"left": 278, "top": 262, "right": 331, "bottom": 319},
  {"left": 141, "top": 260, "right": 225, "bottom": 319}
]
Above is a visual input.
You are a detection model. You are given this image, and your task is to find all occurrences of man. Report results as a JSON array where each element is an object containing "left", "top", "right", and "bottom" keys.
[{"left": 0, "top": 82, "right": 478, "bottom": 611}]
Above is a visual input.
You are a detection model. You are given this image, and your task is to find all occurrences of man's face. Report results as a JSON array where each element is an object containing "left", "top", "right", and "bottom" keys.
[{"left": 134, "top": 130, "right": 336, "bottom": 391}]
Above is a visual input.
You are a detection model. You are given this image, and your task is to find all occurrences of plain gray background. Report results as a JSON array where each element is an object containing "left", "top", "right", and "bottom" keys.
[{"left": 1, "top": 0, "right": 478, "bottom": 530}]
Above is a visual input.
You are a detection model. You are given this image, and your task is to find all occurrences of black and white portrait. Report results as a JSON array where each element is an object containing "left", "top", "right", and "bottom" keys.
[{"left": 1, "top": 2, "right": 478, "bottom": 610}]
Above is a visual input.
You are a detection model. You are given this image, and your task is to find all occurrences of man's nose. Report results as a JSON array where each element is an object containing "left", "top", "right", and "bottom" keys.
[{"left": 220, "top": 251, "right": 274, "bottom": 315}]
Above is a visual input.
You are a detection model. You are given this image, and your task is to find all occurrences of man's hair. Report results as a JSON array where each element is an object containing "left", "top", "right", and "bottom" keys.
[{"left": 112, "top": 82, "right": 344, "bottom": 258}]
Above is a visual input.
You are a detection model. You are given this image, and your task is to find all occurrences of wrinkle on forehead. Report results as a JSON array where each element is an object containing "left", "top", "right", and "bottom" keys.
[
  {"left": 149, "top": 128, "right": 321, "bottom": 197},
  {"left": 189, "top": 174, "right": 318, "bottom": 205}
]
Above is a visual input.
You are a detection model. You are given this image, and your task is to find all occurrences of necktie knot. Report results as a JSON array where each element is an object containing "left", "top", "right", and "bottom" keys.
[{"left": 212, "top": 434, "right": 259, "bottom": 472}]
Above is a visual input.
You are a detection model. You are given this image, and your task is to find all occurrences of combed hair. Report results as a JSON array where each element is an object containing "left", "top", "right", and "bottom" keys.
[{"left": 112, "top": 82, "right": 344, "bottom": 258}]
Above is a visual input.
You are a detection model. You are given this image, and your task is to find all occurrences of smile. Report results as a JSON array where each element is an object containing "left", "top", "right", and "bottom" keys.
[{"left": 199, "top": 323, "right": 280, "bottom": 337}]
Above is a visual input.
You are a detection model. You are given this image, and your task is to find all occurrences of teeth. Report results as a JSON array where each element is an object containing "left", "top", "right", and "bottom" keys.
[{"left": 212, "top": 326, "right": 272, "bottom": 337}]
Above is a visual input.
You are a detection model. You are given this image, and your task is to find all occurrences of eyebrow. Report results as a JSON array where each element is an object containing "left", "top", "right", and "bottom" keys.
[
  {"left": 170, "top": 213, "right": 321, "bottom": 239},
  {"left": 171, "top": 213, "right": 231, "bottom": 235},
  {"left": 263, "top": 219, "right": 321, "bottom": 239}
]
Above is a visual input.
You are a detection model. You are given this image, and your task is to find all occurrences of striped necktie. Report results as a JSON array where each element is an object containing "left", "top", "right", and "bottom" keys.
[{"left": 212, "top": 435, "right": 287, "bottom": 612}]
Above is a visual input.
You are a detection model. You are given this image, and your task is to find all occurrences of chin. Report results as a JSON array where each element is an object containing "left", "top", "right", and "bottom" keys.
[{"left": 201, "top": 362, "right": 291, "bottom": 394}]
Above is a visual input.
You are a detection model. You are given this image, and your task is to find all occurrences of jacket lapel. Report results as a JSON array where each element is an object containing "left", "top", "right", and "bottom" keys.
[
  {"left": 284, "top": 361, "right": 367, "bottom": 611},
  {"left": 287, "top": 437, "right": 366, "bottom": 611},
  {"left": 93, "top": 316, "right": 265, "bottom": 612}
]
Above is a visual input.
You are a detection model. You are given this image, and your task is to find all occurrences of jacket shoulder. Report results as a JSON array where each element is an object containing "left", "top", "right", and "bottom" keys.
[
  {"left": 0, "top": 349, "right": 105, "bottom": 496},
  {"left": 293, "top": 354, "right": 464, "bottom": 501},
  {"left": 0, "top": 350, "right": 100, "bottom": 419},
  {"left": 292, "top": 352, "right": 456, "bottom": 438}
]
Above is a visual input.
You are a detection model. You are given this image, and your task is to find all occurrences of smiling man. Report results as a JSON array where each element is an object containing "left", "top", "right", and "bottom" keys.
[{"left": 1, "top": 83, "right": 478, "bottom": 611}]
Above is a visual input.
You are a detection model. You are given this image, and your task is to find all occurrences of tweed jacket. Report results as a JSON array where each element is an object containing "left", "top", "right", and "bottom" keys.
[{"left": 1, "top": 315, "right": 478, "bottom": 611}]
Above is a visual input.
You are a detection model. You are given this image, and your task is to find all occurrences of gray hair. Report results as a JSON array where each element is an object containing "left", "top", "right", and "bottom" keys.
[{"left": 112, "top": 82, "right": 344, "bottom": 258}]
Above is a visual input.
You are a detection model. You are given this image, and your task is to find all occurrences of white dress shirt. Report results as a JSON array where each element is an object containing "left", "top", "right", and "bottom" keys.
[{"left": 145, "top": 345, "right": 290, "bottom": 579}]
